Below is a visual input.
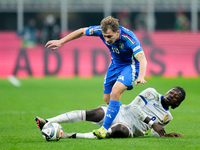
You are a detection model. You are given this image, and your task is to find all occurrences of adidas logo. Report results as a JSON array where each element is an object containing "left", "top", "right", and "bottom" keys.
[{"left": 106, "top": 114, "right": 112, "bottom": 118}]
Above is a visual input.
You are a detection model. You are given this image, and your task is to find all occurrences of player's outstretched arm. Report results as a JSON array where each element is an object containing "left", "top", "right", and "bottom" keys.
[
  {"left": 151, "top": 128, "right": 183, "bottom": 137},
  {"left": 135, "top": 52, "right": 147, "bottom": 86},
  {"left": 151, "top": 122, "right": 166, "bottom": 137},
  {"left": 164, "top": 132, "right": 184, "bottom": 137},
  {"left": 143, "top": 116, "right": 167, "bottom": 137},
  {"left": 45, "top": 27, "right": 88, "bottom": 51}
]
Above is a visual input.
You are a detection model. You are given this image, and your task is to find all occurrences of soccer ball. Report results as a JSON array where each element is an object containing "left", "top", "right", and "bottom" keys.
[{"left": 42, "top": 122, "right": 63, "bottom": 141}]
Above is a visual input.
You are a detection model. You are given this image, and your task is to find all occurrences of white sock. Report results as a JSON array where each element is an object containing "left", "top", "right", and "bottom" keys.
[
  {"left": 76, "top": 132, "right": 97, "bottom": 139},
  {"left": 47, "top": 110, "right": 86, "bottom": 123}
]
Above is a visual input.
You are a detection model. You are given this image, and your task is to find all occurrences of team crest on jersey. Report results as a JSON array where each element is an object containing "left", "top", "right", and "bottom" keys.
[
  {"left": 119, "top": 43, "right": 125, "bottom": 49},
  {"left": 145, "top": 91, "right": 151, "bottom": 97},
  {"left": 164, "top": 115, "right": 169, "bottom": 122},
  {"left": 89, "top": 28, "right": 93, "bottom": 35}
]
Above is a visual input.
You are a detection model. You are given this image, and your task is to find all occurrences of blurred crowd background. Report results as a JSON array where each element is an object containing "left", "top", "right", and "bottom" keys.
[
  {"left": 0, "top": 0, "right": 199, "bottom": 47},
  {"left": 0, "top": 0, "right": 200, "bottom": 78}
]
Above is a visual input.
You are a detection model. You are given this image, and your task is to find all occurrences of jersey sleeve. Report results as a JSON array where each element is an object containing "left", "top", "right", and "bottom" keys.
[
  {"left": 121, "top": 30, "right": 143, "bottom": 56},
  {"left": 125, "top": 38, "right": 143, "bottom": 58},
  {"left": 129, "top": 88, "right": 159, "bottom": 121},
  {"left": 124, "top": 33, "right": 143, "bottom": 57},
  {"left": 130, "top": 95, "right": 148, "bottom": 121},
  {"left": 85, "top": 25, "right": 102, "bottom": 36},
  {"left": 139, "top": 88, "right": 159, "bottom": 102},
  {"left": 132, "top": 43, "right": 143, "bottom": 58}
]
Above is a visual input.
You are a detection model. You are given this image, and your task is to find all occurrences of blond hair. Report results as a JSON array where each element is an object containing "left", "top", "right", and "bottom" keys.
[{"left": 101, "top": 16, "right": 119, "bottom": 33}]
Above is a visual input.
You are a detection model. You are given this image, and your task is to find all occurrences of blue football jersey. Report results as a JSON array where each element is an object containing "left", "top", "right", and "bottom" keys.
[{"left": 85, "top": 25, "right": 143, "bottom": 68}]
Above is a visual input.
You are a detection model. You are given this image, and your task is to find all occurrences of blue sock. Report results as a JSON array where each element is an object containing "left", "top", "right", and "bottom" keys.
[{"left": 103, "top": 100, "right": 121, "bottom": 130}]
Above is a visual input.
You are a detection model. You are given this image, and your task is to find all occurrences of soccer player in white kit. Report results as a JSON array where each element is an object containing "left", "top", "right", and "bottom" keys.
[{"left": 35, "top": 86, "right": 186, "bottom": 138}]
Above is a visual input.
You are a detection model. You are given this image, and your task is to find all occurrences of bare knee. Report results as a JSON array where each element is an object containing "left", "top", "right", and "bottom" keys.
[
  {"left": 110, "top": 124, "right": 130, "bottom": 138},
  {"left": 110, "top": 90, "right": 121, "bottom": 100},
  {"left": 110, "top": 81, "right": 127, "bottom": 100},
  {"left": 110, "top": 87, "right": 126, "bottom": 100}
]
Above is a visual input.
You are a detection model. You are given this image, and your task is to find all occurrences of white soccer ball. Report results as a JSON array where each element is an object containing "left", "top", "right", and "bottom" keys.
[{"left": 42, "top": 122, "right": 63, "bottom": 141}]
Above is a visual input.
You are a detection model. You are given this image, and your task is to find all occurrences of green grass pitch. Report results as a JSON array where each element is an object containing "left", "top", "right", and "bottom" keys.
[{"left": 0, "top": 76, "right": 200, "bottom": 150}]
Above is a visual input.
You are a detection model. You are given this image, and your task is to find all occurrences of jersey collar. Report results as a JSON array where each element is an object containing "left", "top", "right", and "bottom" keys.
[{"left": 161, "top": 95, "right": 169, "bottom": 111}]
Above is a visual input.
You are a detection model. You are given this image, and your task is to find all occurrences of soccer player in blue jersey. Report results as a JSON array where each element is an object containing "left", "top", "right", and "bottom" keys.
[{"left": 45, "top": 16, "right": 147, "bottom": 139}]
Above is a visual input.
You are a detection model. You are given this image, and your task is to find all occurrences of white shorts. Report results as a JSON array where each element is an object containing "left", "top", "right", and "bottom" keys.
[{"left": 93, "top": 106, "right": 134, "bottom": 137}]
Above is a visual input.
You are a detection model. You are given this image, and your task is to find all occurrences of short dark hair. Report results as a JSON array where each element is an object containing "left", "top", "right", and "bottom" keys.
[{"left": 174, "top": 86, "right": 186, "bottom": 102}]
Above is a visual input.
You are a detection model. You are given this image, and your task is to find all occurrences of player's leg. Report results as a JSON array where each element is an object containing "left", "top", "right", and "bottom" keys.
[
  {"left": 93, "top": 62, "right": 127, "bottom": 139},
  {"left": 35, "top": 107, "right": 105, "bottom": 130},
  {"left": 35, "top": 117, "right": 48, "bottom": 130},
  {"left": 62, "top": 107, "right": 107, "bottom": 139},
  {"left": 104, "top": 65, "right": 136, "bottom": 139},
  {"left": 62, "top": 132, "right": 97, "bottom": 139},
  {"left": 62, "top": 122, "right": 132, "bottom": 139},
  {"left": 62, "top": 110, "right": 133, "bottom": 139},
  {"left": 46, "top": 110, "right": 86, "bottom": 123},
  {"left": 102, "top": 61, "right": 117, "bottom": 104},
  {"left": 35, "top": 110, "right": 86, "bottom": 131},
  {"left": 103, "top": 93, "right": 110, "bottom": 104},
  {"left": 46, "top": 107, "right": 105, "bottom": 123},
  {"left": 86, "top": 107, "right": 105, "bottom": 122},
  {"left": 93, "top": 65, "right": 135, "bottom": 139},
  {"left": 93, "top": 82, "right": 127, "bottom": 139},
  {"left": 103, "top": 81, "right": 127, "bottom": 129},
  {"left": 103, "top": 63, "right": 126, "bottom": 131}
]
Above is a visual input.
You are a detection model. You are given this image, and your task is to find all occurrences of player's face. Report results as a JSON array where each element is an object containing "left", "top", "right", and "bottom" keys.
[
  {"left": 102, "top": 29, "right": 120, "bottom": 44},
  {"left": 163, "top": 88, "right": 182, "bottom": 109}
]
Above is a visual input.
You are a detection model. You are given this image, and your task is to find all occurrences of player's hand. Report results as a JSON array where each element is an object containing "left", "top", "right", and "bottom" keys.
[
  {"left": 165, "top": 133, "right": 184, "bottom": 137},
  {"left": 135, "top": 78, "right": 147, "bottom": 86},
  {"left": 152, "top": 123, "right": 166, "bottom": 137},
  {"left": 45, "top": 40, "right": 63, "bottom": 50}
]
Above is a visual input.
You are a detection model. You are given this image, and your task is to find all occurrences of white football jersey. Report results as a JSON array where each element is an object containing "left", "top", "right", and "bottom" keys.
[
  {"left": 95, "top": 88, "right": 173, "bottom": 137},
  {"left": 108, "top": 88, "right": 173, "bottom": 137}
]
